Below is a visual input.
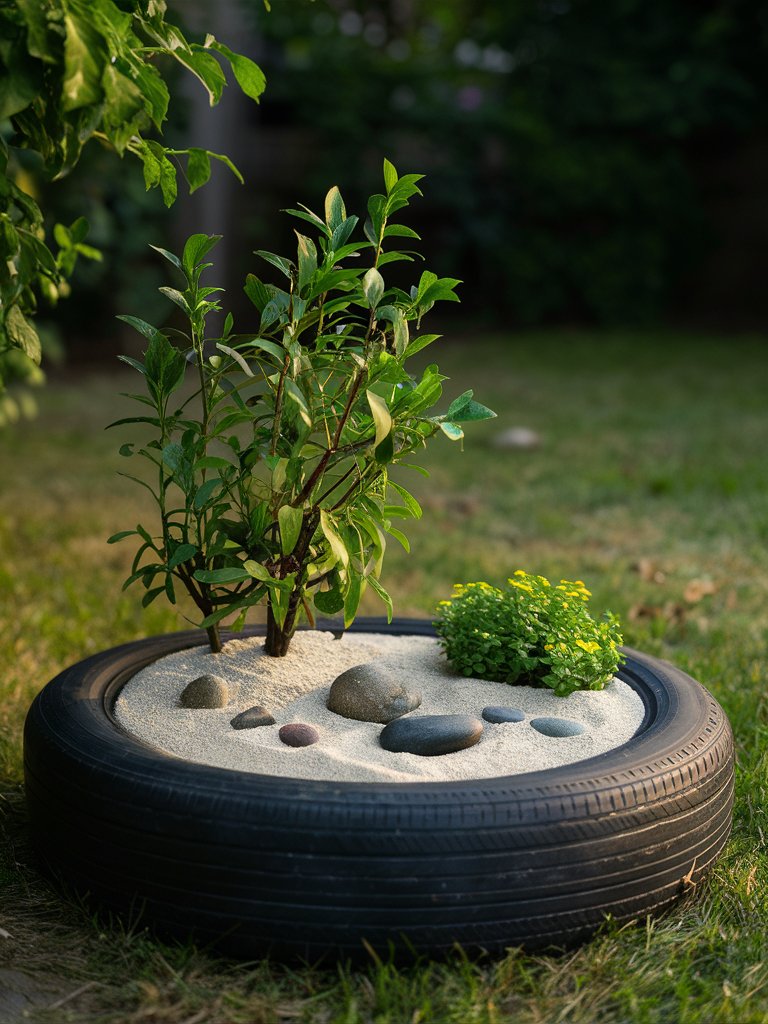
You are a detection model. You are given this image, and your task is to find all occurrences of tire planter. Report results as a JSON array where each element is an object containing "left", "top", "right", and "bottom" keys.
[{"left": 23, "top": 619, "right": 734, "bottom": 960}]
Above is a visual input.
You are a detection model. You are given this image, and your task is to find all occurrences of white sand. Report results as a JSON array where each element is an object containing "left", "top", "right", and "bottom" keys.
[{"left": 114, "top": 631, "right": 646, "bottom": 783}]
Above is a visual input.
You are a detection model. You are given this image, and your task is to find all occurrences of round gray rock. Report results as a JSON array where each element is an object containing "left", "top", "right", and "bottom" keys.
[
  {"left": 482, "top": 705, "right": 525, "bottom": 724},
  {"left": 279, "top": 723, "right": 320, "bottom": 747},
  {"left": 327, "top": 663, "right": 422, "bottom": 724},
  {"left": 379, "top": 714, "right": 483, "bottom": 756},
  {"left": 530, "top": 716, "right": 585, "bottom": 738},
  {"left": 230, "top": 706, "right": 275, "bottom": 730},
  {"left": 179, "top": 674, "right": 229, "bottom": 709}
]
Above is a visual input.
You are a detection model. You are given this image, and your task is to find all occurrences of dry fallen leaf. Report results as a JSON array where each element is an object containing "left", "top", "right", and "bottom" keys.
[
  {"left": 628, "top": 602, "right": 687, "bottom": 626},
  {"left": 632, "top": 558, "right": 666, "bottom": 584},
  {"left": 684, "top": 578, "right": 717, "bottom": 604}
]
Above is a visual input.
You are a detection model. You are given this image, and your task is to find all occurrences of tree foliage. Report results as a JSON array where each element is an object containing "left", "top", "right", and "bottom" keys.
[{"left": 0, "top": 0, "right": 266, "bottom": 420}]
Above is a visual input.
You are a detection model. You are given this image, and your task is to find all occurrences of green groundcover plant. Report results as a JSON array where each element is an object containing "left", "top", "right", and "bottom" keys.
[
  {"left": 110, "top": 160, "right": 495, "bottom": 657},
  {"left": 435, "top": 570, "right": 624, "bottom": 696}
]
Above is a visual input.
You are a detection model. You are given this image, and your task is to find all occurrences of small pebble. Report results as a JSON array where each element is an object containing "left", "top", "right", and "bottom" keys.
[
  {"left": 530, "top": 717, "right": 585, "bottom": 738},
  {"left": 482, "top": 705, "right": 525, "bottom": 724},
  {"left": 230, "top": 706, "right": 275, "bottom": 730},
  {"left": 179, "top": 674, "right": 229, "bottom": 709},
  {"left": 380, "top": 714, "right": 483, "bottom": 756},
  {"left": 279, "top": 723, "right": 319, "bottom": 747}
]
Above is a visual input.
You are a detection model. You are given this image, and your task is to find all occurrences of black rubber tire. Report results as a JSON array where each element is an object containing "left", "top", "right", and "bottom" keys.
[{"left": 23, "top": 619, "right": 734, "bottom": 960}]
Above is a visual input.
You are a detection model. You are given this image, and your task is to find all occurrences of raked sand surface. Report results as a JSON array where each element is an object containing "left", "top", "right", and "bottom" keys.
[{"left": 114, "top": 631, "right": 646, "bottom": 783}]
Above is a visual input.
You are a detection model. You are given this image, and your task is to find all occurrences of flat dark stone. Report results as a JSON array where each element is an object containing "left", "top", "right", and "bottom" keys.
[
  {"left": 482, "top": 705, "right": 525, "bottom": 724},
  {"left": 379, "top": 714, "right": 483, "bottom": 756},
  {"left": 279, "top": 723, "right": 320, "bottom": 747},
  {"left": 530, "top": 716, "right": 585, "bottom": 738},
  {"left": 230, "top": 706, "right": 275, "bottom": 730}
]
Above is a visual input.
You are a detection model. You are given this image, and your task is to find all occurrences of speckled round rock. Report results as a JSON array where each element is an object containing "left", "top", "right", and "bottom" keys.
[
  {"left": 279, "top": 723, "right": 319, "bottom": 747},
  {"left": 178, "top": 674, "right": 229, "bottom": 709},
  {"left": 379, "top": 714, "right": 483, "bottom": 756},
  {"left": 482, "top": 705, "right": 526, "bottom": 724},
  {"left": 327, "top": 663, "right": 422, "bottom": 724},
  {"left": 230, "top": 706, "right": 275, "bottom": 730},
  {"left": 530, "top": 717, "right": 585, "bottom": 738}
]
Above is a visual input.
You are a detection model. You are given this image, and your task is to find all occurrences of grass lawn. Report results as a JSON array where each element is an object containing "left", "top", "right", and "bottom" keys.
[{"left": 1, "top": 328, "right": 767, "bottom": 1022}]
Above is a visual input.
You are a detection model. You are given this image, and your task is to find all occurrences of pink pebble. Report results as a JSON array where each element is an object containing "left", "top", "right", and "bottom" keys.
[{"left": 279, "top": 723, "right": 319, "bottom": 747}]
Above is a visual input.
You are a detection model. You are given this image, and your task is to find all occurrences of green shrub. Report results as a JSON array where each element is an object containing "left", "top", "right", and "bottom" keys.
[
  {"left": 434, "top": 571, "right": 624, "bottom": 697},
  {"left": 110, "top": 160, "right": 495, "bottom": 657}
]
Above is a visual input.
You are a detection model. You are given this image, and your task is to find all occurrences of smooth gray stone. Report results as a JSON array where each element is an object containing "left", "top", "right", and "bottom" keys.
[
  {"left": 327, "top": 662, "right": 422, "bottom": 724},
  {"left": 279, "top": 723, "right": 320, "bottom": 747},
  {"left": 530, "top": 716, "right": 585, "bottom": 738},
  {"left": 179, "top": 673, "right": 229, "bottom": 709},
  {"left": 482, "top": 705, "right": 525, "bottom": 724},
  {"left": 230, "top": 705, "right": 275, "bottom": 730},
  {"left": 379, "top": 714, "right": 483, "bottom": 756}
]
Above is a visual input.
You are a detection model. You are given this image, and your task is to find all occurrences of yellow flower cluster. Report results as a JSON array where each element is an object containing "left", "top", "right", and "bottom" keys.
[{"left": 434, "top": 567, "right": 623, "bottom": 697}]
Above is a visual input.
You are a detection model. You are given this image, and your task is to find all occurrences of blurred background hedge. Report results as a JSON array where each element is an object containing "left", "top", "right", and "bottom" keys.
[{"left": 34, "top": 0, "right": 768, "bottom": 355}]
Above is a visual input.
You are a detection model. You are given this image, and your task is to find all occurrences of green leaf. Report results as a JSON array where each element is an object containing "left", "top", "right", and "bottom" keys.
[
  {"left": 140, "top": 142, "right": 164, "bottom": 191},
  {"left": 452, "top": 399, "right": 496, "bottom": 423},
  {"left": 447, "top": 390, "right": 474, "bottom": 419},
  {"left": 206, "top": 40, "right": 266, "bottom": 101},
  {"left": 374, "top": 431, "right": 395, "bottom": 465},
  {"left": 439, "top": 421, "right": 465, "bottom": 441},
  {"left": 5, "top": 306, "right": 41, "bottom": 363},
  {"left": 194, "top": 567, "right": 251, "bottom": 584},
  {"left": 325, "top": 186, "right": 346, "bottom": 231},
  {"left": 367, "top": 574, "right": 393, "bottom": 622},
  {"left": 107, "top": 530, "right": 137, "bottom": 544},
  {"left": 101, "top": 64, "right": 145, "bottom": 153},
  {"left": 383, "top": 224, "right": 421, "bottom": 239},
  {"left": 248, "top": 337, "right": 284, "bottom": 362},
  {"left": 330, "top": 216, "right": 359, "bottom": 251},
  {"left": 193, "top": 477, "right": 221, "bottom": 509},
  {"left": 116, "top": 315, "right": 161, "bottom": 342},
  {"left": 187, "top": 149, "right": 212, "bottom": 193},
  {"left": 62, "top": 10, "right": 104, "bottom": 111},
  {"left": 255, "top": 250, "right": 293, "bottom": 278},
  {"left": 389, "top": 481, "right": 422, "bottom": 519},
  {"left": 320, "top": 509, "right": 349, "bottom": 567},
  {"left": 241, "top": 560, "right": 271, "bottom": 583},
  {"left": 278, "top": 505, "right": 303, "bottom": 555},
  {"left": 168, "top": 543, "right": 198, "bottom": 569},
  {"left": 283, "top": 378, "right": 311, "bottom": 427},
  {"left": 383, "top": 158, "right": 398, "bottom": 194},
  {"left": 244, "top": 275, "right": 271, "bottom": 312},
  {"left": 194, "top": 456, "right": 234, "bottom": 472},
  {"left": 295, "top": 232, "right": 317, "bottom": 293},
  {"left": 182, "top": 233, "right": 220, "bottom": 276},
  {"left": 158, "top": 287, "right": 191, "bottom": 315},
  {"left": 284, "top": 206, "right": 328, "bottom": 236},
  {"left": 159, "top": 154, "right": 178, "bottom": 207},
  {"left": 343, "top": 571, "right": 363, "bottom": 628},
  {"left": 362, "top": 267, "right": 385, "bottom": 309},
  {"left": 207, "top": 150, "right": 244, "bottom": 185},
  {"left": 217, "top": 343, "right": 253, "bottom": 376},
  {"left": 314, "top": 587, "right": 344, "bottom": 615},
  {"left": 384, "top": 524, "right": 410, "bottom": 552},
  {"left": 366, "top": 390, "right": 392, "bottom": 448},
  {"left": 175, "top": 47, "right": 227, "bottom": 106},
  {"left": 142, "top": 586, "right": 166, "bottom": 608}
]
